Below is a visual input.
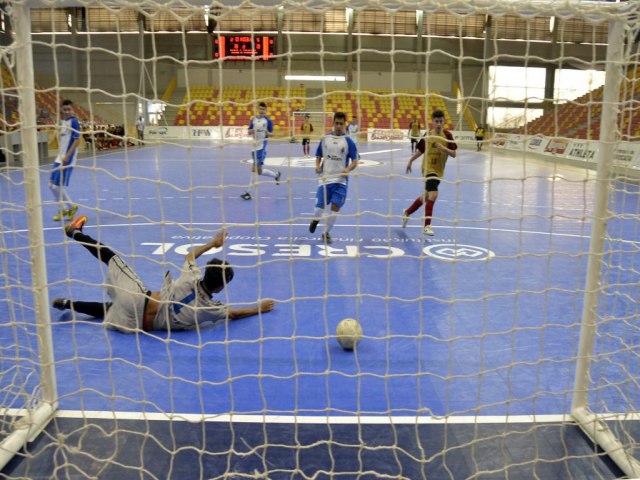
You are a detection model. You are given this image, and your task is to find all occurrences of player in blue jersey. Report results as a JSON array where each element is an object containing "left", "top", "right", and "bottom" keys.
[
  {"left": 308, "top": 112, "right": 359, "bottom": 244},
  {"left": 241, "top": 101, "right": 281, "bottom": 200},
  {"left": 51, "top": 217, "right": 275, "bottom": 332},
  {"left": 49, "top": 99, "right": 81, "bottom": 221}
]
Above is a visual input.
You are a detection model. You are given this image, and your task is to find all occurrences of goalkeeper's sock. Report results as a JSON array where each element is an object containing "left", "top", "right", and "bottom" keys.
[
  {"left": 71, "top": 301, "right": 111, "bottom": 318},
  {"left": 261, "top": 168, "right": 277, "bottom": 178},
  {"left": 406, "top": 196, "right": 424, "bottom": 215},
  {"left": 424, "top": 199, "right": 435, "bottom": 226},
  {"left": 72, "top": 231, "right": 117, "bottom": 265}
]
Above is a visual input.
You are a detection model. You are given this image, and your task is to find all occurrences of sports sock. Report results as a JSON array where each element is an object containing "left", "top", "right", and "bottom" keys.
[
  {"left": 424, "top": 199, "right": 435, "bottom": 226},
  {"left": 261, "top": 168, "right": 277, "bottom": 178},
  {"left": 325, "top": 213, "right": 337, "bottom": 233},
  {"left": 406, "top": 196, "right": 424, "bottom": 215},
  {"left": 71, "top": 301, "right": 111, "bottom": 318},
  {"left": 51, "top": 184, "right": 73, "bottom": 210},
  {"left": 71, "top": 231, "right": 117, "bottom": 265}
]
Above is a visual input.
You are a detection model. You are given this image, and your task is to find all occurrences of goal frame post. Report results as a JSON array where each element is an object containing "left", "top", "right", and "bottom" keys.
[
  {"left": 569, "top": 17, "right": 640, "bottom": 479},
  {"left": 0, "top": 3, "right": 57, "bottom": 472}
]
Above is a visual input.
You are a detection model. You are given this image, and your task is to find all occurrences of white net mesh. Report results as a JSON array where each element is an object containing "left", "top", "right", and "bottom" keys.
[{"left": 0, "top": 1, "right": 639, "bottom": 478}]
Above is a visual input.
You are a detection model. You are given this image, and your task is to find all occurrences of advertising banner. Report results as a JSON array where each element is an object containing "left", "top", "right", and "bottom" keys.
[
  {"left": 367, "top": 129, "right": 406, "bottom": 143},
  {"left": 543, "top": 138, "right": 569, "bottom": 155}
]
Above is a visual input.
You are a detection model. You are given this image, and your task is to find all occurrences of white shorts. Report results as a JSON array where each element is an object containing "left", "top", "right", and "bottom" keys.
[{"left": 103, "top": 256, "right": 149, "bottom": 333}]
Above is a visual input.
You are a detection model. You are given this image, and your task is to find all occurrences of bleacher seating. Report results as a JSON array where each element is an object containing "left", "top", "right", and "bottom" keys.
[
  {"left": 174, "top": 86, "right": 306, "bottom": 135},
  {"left": 1, "top": 65, "right": 104, "bottom": 128},
  {"left": 514, "top": 66, "right": 640, "bottom": 141},
  {"left": 325, "top": 89, "right": 453, "bottom": 131}
]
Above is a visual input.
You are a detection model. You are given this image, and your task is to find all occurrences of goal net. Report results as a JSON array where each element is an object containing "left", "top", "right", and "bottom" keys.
[
  {"left": 291, "top": 110, "right": 334, "bottom": 142},
  {"left": 1, "top": 0, "right": 640, "bottom": 478}
]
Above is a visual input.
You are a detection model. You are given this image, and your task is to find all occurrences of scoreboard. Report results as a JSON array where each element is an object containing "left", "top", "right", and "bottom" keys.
[{"left": 213, "top": 35, "right": 275, "bottom": 60}]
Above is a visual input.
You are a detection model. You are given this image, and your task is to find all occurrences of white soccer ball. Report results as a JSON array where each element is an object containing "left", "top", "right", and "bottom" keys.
[{"left": 336, "top": 318, "right": 363, "bottom": 351}]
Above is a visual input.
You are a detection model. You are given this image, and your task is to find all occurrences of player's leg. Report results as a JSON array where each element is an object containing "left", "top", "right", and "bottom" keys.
[
  {"left": 423, "top": 178, "right": 440, "bottom": 236},
  {"left": 256, "top": 149, "right": 280, "bottom": 182},
  {"left": 52, "top": 297, "right": 111, "bottom": 318},
  {"left": 323, "top": 184, "right": 346, "bottom": 244},
  {"left": 65, "top": 216, "right": 117, "bottom": 265},
  {"left": 309, "top": 185, "right": 326, "bottom": 233},
  {"left": 50, "top": 165, "right": 72, "bottom": 220},
  {"left": 403, "top": 188, "right": 425, "bottom": 226},
  {"left": 241, "top": 153, "right": 259, "bottom": 200}
]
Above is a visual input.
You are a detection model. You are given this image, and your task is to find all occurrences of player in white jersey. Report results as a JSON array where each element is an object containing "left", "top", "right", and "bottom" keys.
[
  {"left": 308, "top": 112, "right": 359, "bottom": 244},
  {"left": 51, "top": 217, "right": 275, "bottom": 333},
  {"left": 346, "top": 116, "right": 359, "bottom": 144},
  {"left": 241, "top": 102, "right": 282, "bottom": 200},
  {"left": 49, "top": 99, "right": 81, "bottom": 221}
]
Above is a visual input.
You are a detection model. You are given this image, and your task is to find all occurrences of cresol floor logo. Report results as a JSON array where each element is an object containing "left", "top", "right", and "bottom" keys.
[
  {"left": 242, "top": 157, "right": 383, "bottom": 167},
  {"left": 422, "top": 244, "right": 495, "bottom": 261}
]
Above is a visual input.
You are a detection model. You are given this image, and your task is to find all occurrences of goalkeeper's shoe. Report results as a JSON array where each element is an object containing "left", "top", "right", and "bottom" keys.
[
  {"left": 53, "top": 209, "right": 67, "bottom": 221},
  {"left": 66, "top": 204, "right": 79, "bottom": 220},
  {"left": 309, "top": 220, "right": 319, "bottom": 233},
  {"left": 275, "top": 171, "right": 282, "bottom": 185},
  {"left": 64, "top": 215, "right": 88, "bottom": 238},
  {"left": 52, "top": 298, "right": 70, "bottom": 310},
  {"left": 240, "top": 192, "right": 252, "bottom": 200},
  {"left": 322, "top": 232, "right": 333, "bottom": 244},
  {"left": 423, "top": 225, "right": 434, "bottom": 236},
  {"left": 401, "top": 209, "right": 409, "bottom": 228}
]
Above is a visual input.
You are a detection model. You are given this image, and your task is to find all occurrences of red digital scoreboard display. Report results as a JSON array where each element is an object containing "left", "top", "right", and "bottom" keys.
[{"left": 213, "top": 35, "right": 275, "bottom": 61}]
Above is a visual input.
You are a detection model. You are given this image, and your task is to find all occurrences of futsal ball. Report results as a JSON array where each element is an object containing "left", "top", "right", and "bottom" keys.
[{"left": 336, "top": 318, "right": 363, "bottom": 351}]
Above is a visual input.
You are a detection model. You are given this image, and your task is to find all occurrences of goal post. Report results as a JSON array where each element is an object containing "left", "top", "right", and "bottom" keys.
[
  {"left": 0, "top": 3, "right": 57, "bottom": 472},
  {"left": 570, "top": 17, "right": 640, "bottom": 478}
]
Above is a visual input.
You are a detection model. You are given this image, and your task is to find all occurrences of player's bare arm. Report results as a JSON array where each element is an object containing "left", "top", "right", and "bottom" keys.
[
  {"left": 315, "top": 156, "right": 323, "bottom": 174},
  {"left": 405, "top": 150, "right": 423, "bottom": 173},
  {"left": 228, "top": 299, "right": 275, "bottom": 320},
  {"left": 341, "top": 159, "right": 358, "bottom": 176},
  {"left": 186, "top": 229, "right": 227, "bottom": 262}
]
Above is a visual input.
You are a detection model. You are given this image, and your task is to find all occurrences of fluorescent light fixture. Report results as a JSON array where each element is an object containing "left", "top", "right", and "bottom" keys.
[{"left": 285, "top": 75, "right": 346, "bottom": 82}]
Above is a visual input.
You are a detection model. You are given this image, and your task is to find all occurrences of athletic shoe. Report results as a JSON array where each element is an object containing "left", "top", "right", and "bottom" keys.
[
  {"left": 53, "top": 209, "right": 67, "bottom": 221},
  {"left": 66, "top": 204, "right": 79, "bottom": 220},
  {"left": 52, "top": 298, "right": 69, "bottom": 310},
  {"left": 401, "top": 209, "right": 409, "bottom": 228},
  {"left": 275, "top": 171, "right": 282, "bottom": 185},
  {"left": 240, "top": 192, "right": 252, "bottom": 200},
  {"left": 309, "top": 220, "right": 319, "bottom": 233},
  {"left": 322, "top": 232, "right": 333, "bottom": 244},
  {"left": 423, "top": 225, "right": 434, "bottom": 236},
  {"left": 64, "top": 215, "right": 88, "bottom": 238}
]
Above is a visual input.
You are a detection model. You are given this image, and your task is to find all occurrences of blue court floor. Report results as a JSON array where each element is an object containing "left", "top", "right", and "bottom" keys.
[{"left": 0, "top": 138, "right": 638, "bottom": 478}]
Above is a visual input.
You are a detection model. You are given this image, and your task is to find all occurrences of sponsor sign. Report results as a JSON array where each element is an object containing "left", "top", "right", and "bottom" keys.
[
  {"left": 504, "top": 134, "right": 526, "bottom": 151},
  {"left": 190, "top": 127, "right": 222, "bottom": 139},
  {"left": 613, "top": 143, "right": 640, "bottom": 169},
  {"left": 544, "top": 138, "right": 569, "bottom": 155},
  {"left": 566, "top": 140, "right": 598, "bottom": 162},
  {"left": 451, "top": 131, "right": 476, "bottom": 142},
  {"left": 492, "top": 133, "right": 508, "bottom": 148},
  {"left": 367, "top": 129, "right": 406, "bottom": 143},
  {"left": 146, "top": 126, "right": 187, "bottom": 140},
  {"left": 223, "top": 126, "right": 252, "bottom": 140},
  {"left": 526, "top": 135, "right": 545, "bottom": 153}
]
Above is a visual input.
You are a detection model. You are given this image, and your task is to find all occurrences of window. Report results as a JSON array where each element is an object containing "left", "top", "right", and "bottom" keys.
[{"left": 488, "top": 66, "right": 546, "bottom": 102}]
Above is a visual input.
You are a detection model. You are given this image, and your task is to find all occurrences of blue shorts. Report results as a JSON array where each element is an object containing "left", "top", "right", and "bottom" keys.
[
  {"left": 316, "top": 183, "right": 347, "bottom": 209},
  {"left": 252, "top": 148, "right": 267, "bottom": 167},
  {"left": 50, "top": 163, "right": 73, "bottom": 187}
]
